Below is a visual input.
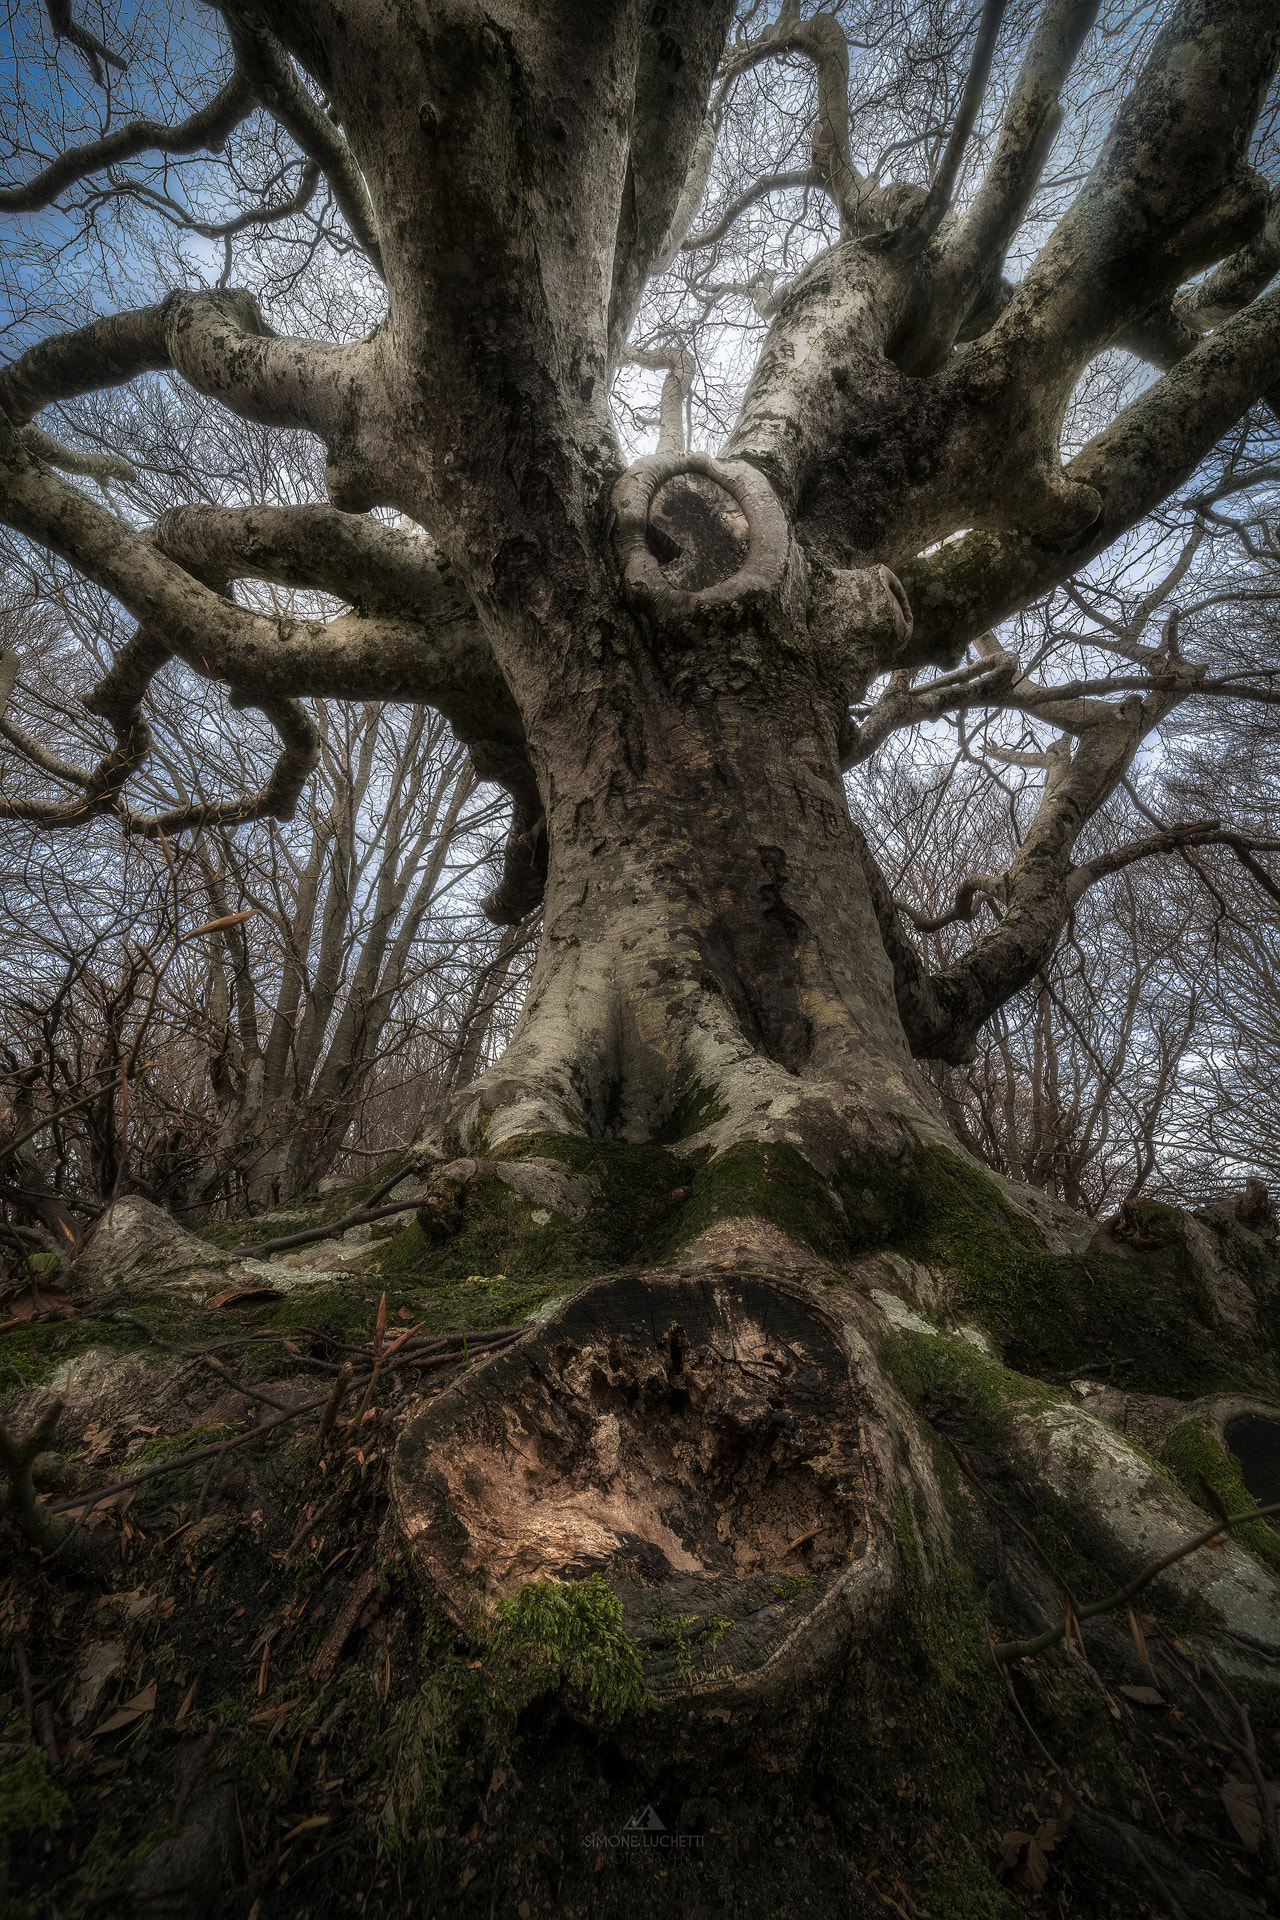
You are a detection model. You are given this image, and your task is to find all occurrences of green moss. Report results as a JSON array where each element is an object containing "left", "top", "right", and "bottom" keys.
[
  {"left": 0, "top": 1745, "right": 69, "bottom": 1842},
  {"left": 123, "top": 1823, "right": 171, "bottom": 1870},
  {"left": 0, "top": 1746, "right": 70, "bottom": 1907},
  {"left": 841, "top": 1144, "right": 1266, "bottom": 1399},
  {"left": 381, "top": 1660, "right": 459, "bottom": 1858},
  {"left": 1023, "top": 1664, "right": 1138, "bottom": 1807},
  {"left": 128, "top": 1423, "right": 234, "bottom": 1465},
  {"left": 651, "top": 1139, "right": 851, "bottom": 1262},
  {"left": 1161, "top": 1418, "right": 1280, "bottom": 1578},
  {"left": 382, "top": 1576, "right": 652, "bottom": 1857},
  {"left": 703, "top": 1611, "right": 733, "bottom": 1653},
  {"left": 490, "top": 1574, "right": 653, "bottom": 1719},
  {"left": 199, "top": 1156, "right": 409, "bottom": 1252},
  {"left": 419, "top": 1132, "right": 1274, "bottom": 1403},
  {"left": 370, "top": 1135, "right": 685, "bottom": 1301},
  {"left": 654, "top": 1610, "right": 700, "bottom": 1687},
  {"left": 771, "top": 1573, "right": 815, "bottom": 1602},
  {"left": 883, "top": 1327, "right": 1067, "bottom": 1453},
  {"left": 0, "top": 1316, "right": 152, "bottom": 1397},
  {"left": 211, "top": 1281, "right": 393, "bottom": 1362},
  {"left": 921, "top": 1858, "right": 1018, "bottom": 1920},
  {"left": 653, "top": 1075, "right": 730, "bottom": 1144}
]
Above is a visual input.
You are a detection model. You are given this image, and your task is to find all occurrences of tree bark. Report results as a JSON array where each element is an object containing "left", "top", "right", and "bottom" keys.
[{"left": 442, "top": 613, "right": 938, "bottom": 1168}]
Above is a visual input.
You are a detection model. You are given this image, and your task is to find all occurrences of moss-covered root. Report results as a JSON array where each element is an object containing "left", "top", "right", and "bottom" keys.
[
  {"left": 884, "top": 1327, "right": 1280, "bottom": 1672},
  {"left": 1161, "top": 1415, "right": 1280, "bottom": 1580}
]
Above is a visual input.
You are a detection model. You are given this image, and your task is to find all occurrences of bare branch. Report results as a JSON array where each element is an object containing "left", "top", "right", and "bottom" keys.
[
  {"left": 44, "top": 0, "right": 126, "bottom": 89},
  {"left": 915, "top": 0, "right": 1011, "bottom": 242},
  {"left": 896, "top": 0, "right": 1101, "bottom": 373},
  {"left": 901, "top": 288, "right": 1280, "bottom": 662},
  {"left": 680, "top": 170, "right": 818, "bottom": 255},
  {"left": 220, "top": 8, "right": 383, "bottom": 277},
  {"left": 0, "top": 69, "right": 254, "bottom": 212}
]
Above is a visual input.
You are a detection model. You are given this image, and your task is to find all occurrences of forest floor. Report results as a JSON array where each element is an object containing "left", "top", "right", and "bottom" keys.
[{"left": 3, "top": 1174, "right": 1280, "bottom": 1920}]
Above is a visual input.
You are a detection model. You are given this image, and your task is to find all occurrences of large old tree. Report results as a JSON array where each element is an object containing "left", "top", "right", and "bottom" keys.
[{"left": 7, "top": 0, "right": 1280, "bottom": 1799}]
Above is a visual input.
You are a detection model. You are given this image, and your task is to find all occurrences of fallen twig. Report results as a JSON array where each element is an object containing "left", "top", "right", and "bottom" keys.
[
  {"left": 226, "top": 1190, "right": 423, "bottom": 1261},
  {"left": 991, "top": 1496, "right": 1280, "bottom": 1662},
  {"left": 44, "top": 1392, "right": 334, "bottom": 1515},
  {"left": 205, "top": 1354, "right": 308, "bottom": 1414}
]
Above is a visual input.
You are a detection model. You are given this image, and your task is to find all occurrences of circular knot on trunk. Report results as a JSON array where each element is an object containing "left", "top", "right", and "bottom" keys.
[{"left": 612, "top": 452, "right": 791, "bottom": 630}]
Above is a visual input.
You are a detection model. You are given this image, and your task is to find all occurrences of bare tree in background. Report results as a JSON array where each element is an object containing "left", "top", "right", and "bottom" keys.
[{"left": 0, "top": 604, "right": 527, "bottom": 1226}]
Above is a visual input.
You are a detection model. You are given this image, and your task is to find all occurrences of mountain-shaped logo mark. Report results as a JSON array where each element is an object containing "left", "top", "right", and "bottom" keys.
[{"left": 622, "top": 1805, "right": 666, "bottom": 1833}]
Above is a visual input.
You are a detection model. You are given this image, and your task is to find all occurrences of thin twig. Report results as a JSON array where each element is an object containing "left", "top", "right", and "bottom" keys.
[
  {"left": 1154, "top": 1633, "right": 1280, "bottom": 1880},
  {"left": 45, "top": 1393, "right": 334, "bottom": 1514},
  {"left": 992, "top": 1498, "right": 1280, "bottom": 1660},
  {"left": 205, "top": 1353, "right": 307, "bottom": 1413}
]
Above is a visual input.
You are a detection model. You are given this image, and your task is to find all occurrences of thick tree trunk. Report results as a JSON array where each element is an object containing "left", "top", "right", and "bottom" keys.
[
  {"left": 393, "top": 571, "right": 1280, "bottom": 1753},
  {"left": 441, "top": 615, "right": 937, "bottom": 1170}
]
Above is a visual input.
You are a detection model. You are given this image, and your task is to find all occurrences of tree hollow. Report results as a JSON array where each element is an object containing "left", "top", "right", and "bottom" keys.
[{"left": 392, "top": 1270, "right": 891, "bottom": 1718}]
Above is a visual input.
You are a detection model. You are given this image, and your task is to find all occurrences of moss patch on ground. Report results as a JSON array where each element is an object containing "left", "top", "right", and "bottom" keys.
[{"left": 0, "top": 1313, "right": 157, "bottom": 1397}]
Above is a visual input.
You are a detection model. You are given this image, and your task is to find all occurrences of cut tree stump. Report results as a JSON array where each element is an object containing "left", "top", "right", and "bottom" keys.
[{"left": 391, "top": 1269, "right": 894, "bottom": 1735}]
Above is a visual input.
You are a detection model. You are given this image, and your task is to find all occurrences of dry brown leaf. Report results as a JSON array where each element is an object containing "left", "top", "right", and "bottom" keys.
[
  {"left": 1221, "top": 1775, "right": 1280, "bottom": 1850},
  {"left": 93, "top": 1679, "right": 156, "bottom": 1737},
  {"left": 0, "top": 1279, "right": 73, "bottom": 1326},
  {"left": 1000, "top": 1819, "right": 1062, "bottom": 1893},
  {"left": 66, "top": 1486, "right": 135, "bottom": 1524},
  {"left": 79, "top": 1422, "right": 117, "bottom": 1463},
  {"left": 206, "top": 1285, "right": 284, "bottom": 1311},
  {"left": 1119, "top": 1685, "right": 1165, "bottom": 1706}
]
